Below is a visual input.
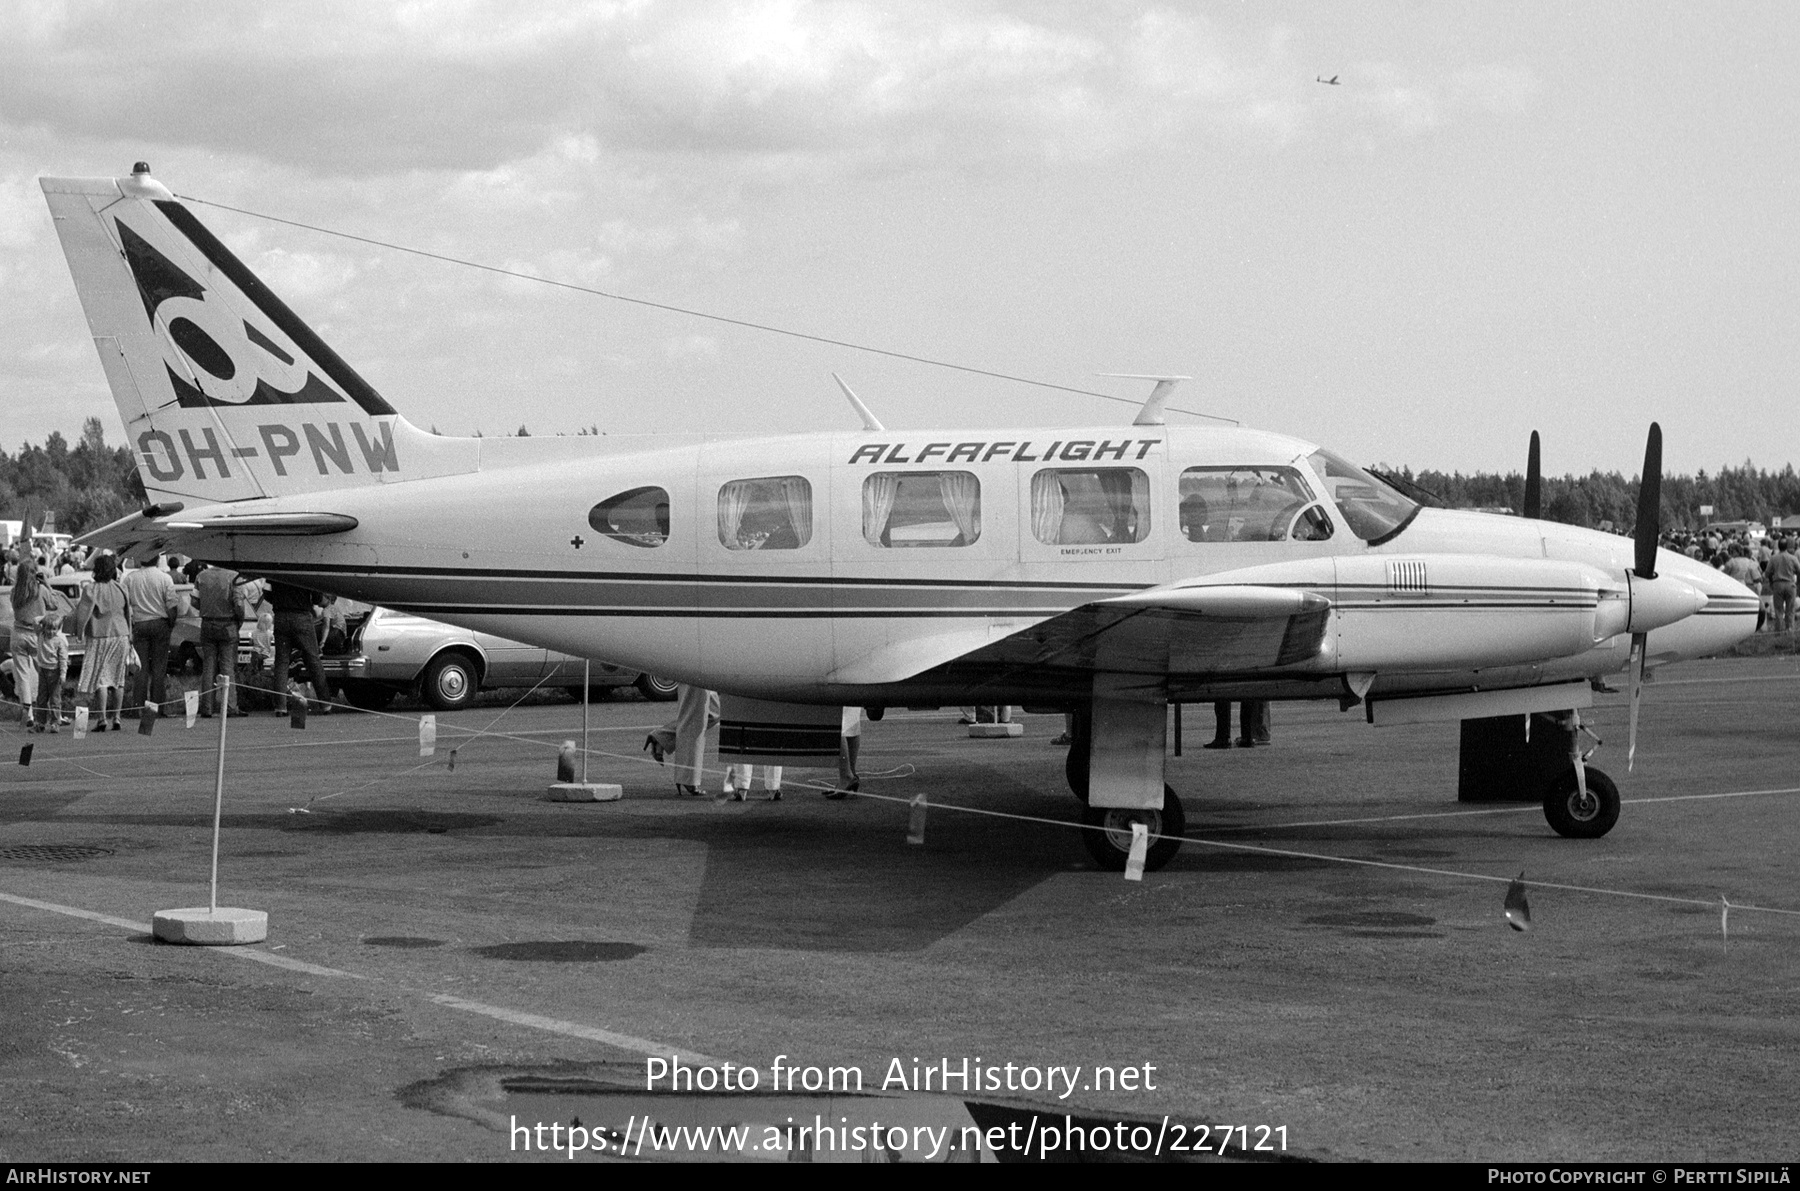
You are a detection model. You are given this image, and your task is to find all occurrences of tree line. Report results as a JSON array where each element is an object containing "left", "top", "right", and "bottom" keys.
[
  {"left": 1380, "top": 461, "right": 1800, "bottom": 531},
  {"left": 3, "top": 423, "right": 1798, "bottom": 536},
  {"left": 0, "top": 420, "right": 145, "bottom": 536}
]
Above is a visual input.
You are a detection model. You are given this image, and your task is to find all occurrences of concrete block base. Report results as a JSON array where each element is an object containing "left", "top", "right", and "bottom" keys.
[
  {"left": 547, "top": 782, "right": 624, "bottom": 802},
  {"left": 968, "top": 722, "right": 1024, "bottom": 738},
  {"left": 153, "top": 907, "right": 268, "bottom": 946}
]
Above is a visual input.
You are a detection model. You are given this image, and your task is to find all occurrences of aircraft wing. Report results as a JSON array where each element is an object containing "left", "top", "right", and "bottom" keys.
[{"left": 830, "top": 582, "right": 1330, "bottom": 688}]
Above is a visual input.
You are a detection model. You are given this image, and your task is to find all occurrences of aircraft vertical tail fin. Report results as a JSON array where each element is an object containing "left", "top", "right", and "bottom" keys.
[{"left": 40, "top": 165, "right": 478, "bottom": 508}]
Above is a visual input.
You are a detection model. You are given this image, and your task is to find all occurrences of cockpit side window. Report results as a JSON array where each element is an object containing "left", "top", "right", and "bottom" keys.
[
  {"left": 719, "top": 476, "right": 812, "bottom": 550},
  {"left": 863, "top": 472, "right": 980, "bottom": 547},
  {"left": 588, "top": 486, "right": 670, "bottom": 548},
  {"left": 1177, "top": 466, "right": 1332, "bottom": 543},
  {"left": 1305, "top": 449, "right": 1420, "bottom": 542},
  {"left": 1030, "top": 468, "right": 1151, "bottom": 545}
]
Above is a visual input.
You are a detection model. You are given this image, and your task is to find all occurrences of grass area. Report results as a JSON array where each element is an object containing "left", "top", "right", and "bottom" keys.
[{"left": 1725, "top": 628, "right": 1800, "bottom": 658}]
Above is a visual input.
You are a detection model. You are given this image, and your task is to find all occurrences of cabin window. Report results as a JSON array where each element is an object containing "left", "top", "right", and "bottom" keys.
[
  {"left": 718, "top": 476, "right": 812, "bottom": 550},
  {"left": 588, "top": 486, "right": 670, "bottom": 548},
  {"left": 1176, "top": 466, "right": 1334, "bottom": 543},
  {"left": 862, "top": 471, "right": 980, "bottom": 547},
  {"left": 1030, "top": 468, "right": 1151, "bottom": 545}
]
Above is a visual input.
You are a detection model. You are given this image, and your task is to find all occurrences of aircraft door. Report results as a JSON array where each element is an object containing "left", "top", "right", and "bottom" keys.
[
  {"left": 575, "top": 448, "right": 702, "bottom": 687},
  {"left": 696, "top": 440, "right": 834, "bottom": 693},
  {"left": 830, "top": 440, "right": 1015, "bottom": 684}
]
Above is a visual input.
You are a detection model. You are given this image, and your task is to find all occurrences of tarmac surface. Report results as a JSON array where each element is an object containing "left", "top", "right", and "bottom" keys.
[{"left": 2, "top": 656, "right": 1798, "bottom": 1163}]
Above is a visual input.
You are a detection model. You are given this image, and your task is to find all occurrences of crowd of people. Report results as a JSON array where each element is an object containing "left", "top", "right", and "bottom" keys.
[
  {"left": 1661, "top": 528, "right": 1799, "bottom": 631},
  {"left": 6, "top": 546, "right": 344, "bottom": 734}
]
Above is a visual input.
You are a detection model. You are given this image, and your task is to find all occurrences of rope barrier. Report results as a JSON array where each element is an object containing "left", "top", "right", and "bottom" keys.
[{"left": 10, "top": 683, "right": 1800, "bottom": 926}]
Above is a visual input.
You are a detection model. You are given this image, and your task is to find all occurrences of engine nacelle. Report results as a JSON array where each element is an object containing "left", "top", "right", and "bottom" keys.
[{"left": 1331, "top": 554, "right": 1619, "bottom": 672}]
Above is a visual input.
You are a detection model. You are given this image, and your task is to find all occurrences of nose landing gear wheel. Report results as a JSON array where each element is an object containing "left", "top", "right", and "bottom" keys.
[
  {"left": 1081, "top": 787, "right": 1186, "bottom": 872},
  {"left": 1543, "top": 765, "right": 1620, "bottom": 838}
]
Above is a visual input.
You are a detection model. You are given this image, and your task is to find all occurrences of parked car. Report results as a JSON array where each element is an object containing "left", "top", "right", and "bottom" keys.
[{"left": 317, "top": 605, "right": 679, "bottom": 711}]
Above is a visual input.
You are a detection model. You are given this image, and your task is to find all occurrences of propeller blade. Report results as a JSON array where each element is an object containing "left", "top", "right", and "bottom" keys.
[
  {"left": 1627, "top": 632, "right": 1646, "bottom": 772},
  {"left": 1634, "top": 423, "right": 1662, "bottom": 580},
  {"left": 1523, "top": 430, "right": 1541, "bottom": 519}
]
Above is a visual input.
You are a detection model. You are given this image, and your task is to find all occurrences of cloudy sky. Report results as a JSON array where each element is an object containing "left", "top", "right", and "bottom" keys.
[{"left": 2, "top": 1, "right": 1795, "bottom": 475}]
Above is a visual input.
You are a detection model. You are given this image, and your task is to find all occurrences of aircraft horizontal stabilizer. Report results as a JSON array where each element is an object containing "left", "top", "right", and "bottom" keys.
[
  {"left": 75, "top": 504, "right": 357, "bottom": 564},
  {"left": 164, "top": 511, "right": 359, "bottom": 535},
  {"left": 74, "top": 504, "right": 192, "bottom": 561}
]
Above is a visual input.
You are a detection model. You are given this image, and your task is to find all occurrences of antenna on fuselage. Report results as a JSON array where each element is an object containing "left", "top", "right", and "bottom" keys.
[
  {"left": 832, "top": 373, "right": 885, "bottom": 431},
  {"left": 1096, "top": 374, "right": 1207, "bottom": 427}
]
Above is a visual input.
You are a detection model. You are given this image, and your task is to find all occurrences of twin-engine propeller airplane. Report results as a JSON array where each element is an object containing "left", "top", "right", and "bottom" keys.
[{"left": 39, "top": 166, "right": 1761, "bottom": 871}]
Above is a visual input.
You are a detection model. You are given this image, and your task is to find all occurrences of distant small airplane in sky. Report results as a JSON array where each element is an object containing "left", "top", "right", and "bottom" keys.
[{"left": 1317, "top": 75, "right": 1340, "bottom": 85}]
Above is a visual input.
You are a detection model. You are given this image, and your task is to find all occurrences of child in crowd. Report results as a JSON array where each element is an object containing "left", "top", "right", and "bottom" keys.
[{"left": 32, "top": 610, "right": 70, "bottom": 733}]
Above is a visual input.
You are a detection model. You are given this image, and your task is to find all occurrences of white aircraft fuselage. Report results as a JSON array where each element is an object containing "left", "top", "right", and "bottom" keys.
[{"left": 161, "top": 422, "right": 1757, "bottom": 709}]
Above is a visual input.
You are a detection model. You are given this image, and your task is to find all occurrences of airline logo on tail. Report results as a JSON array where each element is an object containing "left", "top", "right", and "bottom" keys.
[{"left": 116, "top": 218, "right": 352, "bottom": 411}]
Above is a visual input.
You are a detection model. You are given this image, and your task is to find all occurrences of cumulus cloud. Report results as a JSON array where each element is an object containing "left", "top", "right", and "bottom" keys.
[
  {"left": 0, "top": 2, "right": 1540, "bottom": 190},
  {"left": 250, "top": 247, "right": 359, "bottom": 303},
  {"left": 0, "top": 2, "right": 1376, "bottom": 179},
  {"left": 0, "top": 174, "right": 46, "bottom": 248},
  {"left": 662, "top": 332, "right": 718, "bottom": 363}
]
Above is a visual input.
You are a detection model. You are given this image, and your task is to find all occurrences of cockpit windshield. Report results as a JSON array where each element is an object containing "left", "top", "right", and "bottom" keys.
[{"left": 1306, "top": 449, "right": 1420, "bottom": 543}]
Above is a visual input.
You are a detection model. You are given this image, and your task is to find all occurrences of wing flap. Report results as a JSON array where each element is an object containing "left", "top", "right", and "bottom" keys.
[{"left": 829, "top": 583, "right": 1332, "bottom": 687}]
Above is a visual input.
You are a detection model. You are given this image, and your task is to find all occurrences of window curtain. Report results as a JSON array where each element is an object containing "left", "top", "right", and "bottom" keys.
[
  {"left": 938, "top": 472, "right": 980, "bottom": 543},
  {"left": 718, "top": 480, "right": 751, "bottom": 549},
  {"left": 779, "top": 476, "right": 812, "bottom": 546},
  {"left": 862, "top": 473, "right": 900, "bottom": 545},
  {"left": 1096, "top": 470, "right": 1135, "bottom": 542},
  {"left": 1030, "top": 471, "right": 1066, "bottom": 544},
  {"left": 1129, "top": 469, "right": 1150, "bottom": 541}
]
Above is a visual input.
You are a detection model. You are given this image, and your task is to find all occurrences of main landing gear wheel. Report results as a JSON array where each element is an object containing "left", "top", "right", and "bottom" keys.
[
  {"left": 1543, "top": 766, "right": 1620, "bottom": 839},
  {"left": 1082, "top": 787, "right": 1186, "bottom": 872}
]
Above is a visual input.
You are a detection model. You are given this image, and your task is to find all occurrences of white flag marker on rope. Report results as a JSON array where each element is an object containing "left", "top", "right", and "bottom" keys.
[
  {"left": 184, "top": 689, "right": 199, "bottom": 728},
  {"left": 72, "top": 706, "right": 88, "bottom": 739},
  {"left": 419, "top": 715, "right": 437, "bottom": 757},
  {"left": 907, "top": 794, "right": 927, "bottom": 845},
  {"left": 1504, "top": 871, "right": 1531, "bottom": 932},
  {"left": 1123, "top": 822, "right": 1149, "bottom": 882}
]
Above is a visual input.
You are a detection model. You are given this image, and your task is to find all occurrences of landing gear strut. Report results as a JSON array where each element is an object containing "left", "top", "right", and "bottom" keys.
[
  {"left": 1064, "top": 706, "right": 1091, "bottom": 804},
  {"left": 1459, "top": 712, "right": 1623, "bottom": 839},
  {"left": 1064, "top": 702, "right": 1186, "bottom": 871}
]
